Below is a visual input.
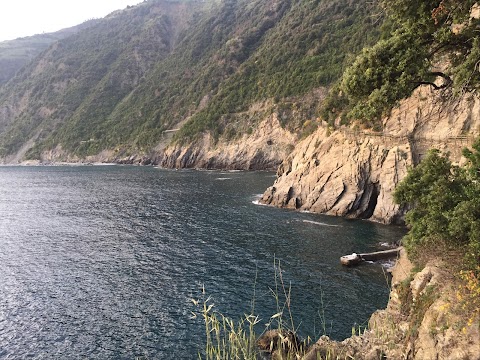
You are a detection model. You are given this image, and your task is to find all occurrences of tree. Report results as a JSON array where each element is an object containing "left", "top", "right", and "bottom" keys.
[
  {"left": 340, "top": 0, "right": 480, "bottom": 121},
  {"left": 462, "top": 137, "right": 480, "bottom": 179},
  {"left": 394, "top": 143, "right": 480, "bottom": 270},
  {"left": 341, "top": 30, "right": 431, "bottom": 120}
]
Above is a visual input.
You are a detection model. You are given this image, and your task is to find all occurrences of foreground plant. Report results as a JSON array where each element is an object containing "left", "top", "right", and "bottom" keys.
[{"left": 192, "top": 260, "right": 309, "bottom": 360}]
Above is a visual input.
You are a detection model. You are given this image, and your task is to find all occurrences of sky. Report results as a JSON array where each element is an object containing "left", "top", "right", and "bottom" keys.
[{"left": 0, "top": 0, "right": 144, "bottom": 41}]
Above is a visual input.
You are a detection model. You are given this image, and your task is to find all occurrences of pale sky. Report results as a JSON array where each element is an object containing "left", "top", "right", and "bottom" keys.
[{"left": 0, "top": 0, "right": 144, "bottom": 41}]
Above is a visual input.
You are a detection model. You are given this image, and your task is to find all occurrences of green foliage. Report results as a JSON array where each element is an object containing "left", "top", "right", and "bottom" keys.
[
  {"left": 176, "top": 0, "right": 382, "bottom": 141},
  {"left": 394, "top": 142, "right": 480, "bottom": 270},
  {"left": 463, "top": 133, "right": 480, "bottom": 178},
  {"left": 0, "top": 19, "right": 100, "bottom": 86},
  {"left": 341, "top": 30, "right": 429, "bottom": 120},
  {"left": 0, "top": 0, "right": 197, "bottom": 156},
  {"left": 0, "top": 0, "right": 382, "bottom": 158},
  {"left": 336, "top": 0, "right": 480, "bottom": 124}
]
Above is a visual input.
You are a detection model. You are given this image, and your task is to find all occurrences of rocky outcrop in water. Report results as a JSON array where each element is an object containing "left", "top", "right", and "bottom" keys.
[{"left": 260, "top": 88, "right": 480, "bottom": 224}]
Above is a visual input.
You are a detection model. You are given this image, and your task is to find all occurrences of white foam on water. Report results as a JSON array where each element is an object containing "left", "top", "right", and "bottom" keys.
[
  {"left": 380, "top": 259, "right": 397, "bottom": 270},
  {"left": 252, "top": 194, "right": 269, "bottom": 206},
  {"left": 252, "top": 199, "right": 270, "bottom": 206},
  {"left": 302, "top": 219, "right": 341, "bottom": 227}
]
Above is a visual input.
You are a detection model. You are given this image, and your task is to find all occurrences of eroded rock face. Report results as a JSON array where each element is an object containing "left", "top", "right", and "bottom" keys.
[
  {"left": 159, "top": 114, "right": 296, "bottom": 170},
  {"left": 31, "top": 110, "right": 296, "bottom": 169},
  {"left": 372, "top": 253, "right": 480, "bottom": 360},
  {"left": 261, "top": 88, "right": 480, "bottom": 224},
  {"left": 261, "top": 129, "right": 410, "bottom": 224}
]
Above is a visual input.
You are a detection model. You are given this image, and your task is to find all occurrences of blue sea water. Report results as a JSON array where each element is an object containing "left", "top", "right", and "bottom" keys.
[{"left": 0, "top": 166, "right": 405, "bottom": 359}]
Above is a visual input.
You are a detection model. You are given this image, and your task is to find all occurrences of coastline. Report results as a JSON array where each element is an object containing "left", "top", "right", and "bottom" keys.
[{"left": 303, "top": 249, "right": 480, "bottom": 360}]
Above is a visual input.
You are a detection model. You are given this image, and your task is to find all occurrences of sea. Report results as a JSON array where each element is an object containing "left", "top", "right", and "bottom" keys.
[{"left": 0, "top": 166, "right": 406, "bottom": 359}]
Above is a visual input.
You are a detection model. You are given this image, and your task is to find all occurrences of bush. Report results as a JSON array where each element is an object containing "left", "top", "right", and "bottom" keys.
[{"left": 394, "top": 141, "right": 480, "bottom": 272}]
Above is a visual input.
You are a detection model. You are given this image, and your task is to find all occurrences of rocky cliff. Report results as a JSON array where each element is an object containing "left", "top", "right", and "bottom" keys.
[
  {"left": 159, "top": 114, "right": 296, "bottom": 170},
  {"left": 302, "top": 250, "right": 480, "bottom": 360},
  {"left": 29, "top": 103, "right": 297, "bottom": 170},
  {"left": 260, "top": 88, "right": 480, "bottom": 224}
]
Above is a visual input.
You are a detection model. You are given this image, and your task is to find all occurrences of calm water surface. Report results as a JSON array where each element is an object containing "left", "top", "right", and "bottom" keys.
[{"left": 0, "top": 166, "right": 405, "bottom": 359}]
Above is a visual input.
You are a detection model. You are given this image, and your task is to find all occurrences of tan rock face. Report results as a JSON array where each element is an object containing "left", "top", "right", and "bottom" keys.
[
  {"left": 32, "top": 106, "right": 297, "bottom": 167},
  {"left": 160, "top": 113, "right": 296, "bottom": 170},
  {"left": 261, "top": 88, "right": 480, "bottom": 224},
  {"left": 261, "top": 129, "right": 411, "bottom": 224},
  {"left": 385, "top": 255, "right": 480, "bottom": 360}
]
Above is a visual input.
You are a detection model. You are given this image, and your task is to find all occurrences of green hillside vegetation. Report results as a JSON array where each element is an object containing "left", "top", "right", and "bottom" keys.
[
  {"left": 174, "top": 0, "right": 381, "bottom": 143},
  {"left": 394, "top": 140, "right": 480, "bottom": 273},
  {"left": 322, "top": 0, "right": 480, "bottom": 126},
  {"left": 0, "top": 0, "right": 381, "bottom": 159},
  {"left": 0, "top": 35, "right": 61, "bottom": 86},
  {"left": 0, "top": 20, "right": 100, "bottom": 86},
  {"left": 0, "top": 0, "right": 208, "bottom": 158}
]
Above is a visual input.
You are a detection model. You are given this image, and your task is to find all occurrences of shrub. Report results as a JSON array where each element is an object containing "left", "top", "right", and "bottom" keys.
[{"left": 394, "top": 140, "right": 480, "bottom": 272}]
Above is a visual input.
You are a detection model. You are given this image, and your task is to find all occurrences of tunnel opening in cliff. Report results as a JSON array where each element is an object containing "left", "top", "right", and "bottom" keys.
[{"left": 360, "top": 182, "right": 380, "bottom": 219}]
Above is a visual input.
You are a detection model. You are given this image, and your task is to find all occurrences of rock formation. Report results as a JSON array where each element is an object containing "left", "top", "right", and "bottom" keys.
[
  {"left": 30, "top": 109, "right": 297, "bottom": 169},
  {"left": 159, "top": 114, "right": 296, "bottom": 170},
  {"left": 302, "top": 249, "right": 480, "bottom": 360},
  {"left": 260, "top": 88, "right": 480, "bottom": 224}
]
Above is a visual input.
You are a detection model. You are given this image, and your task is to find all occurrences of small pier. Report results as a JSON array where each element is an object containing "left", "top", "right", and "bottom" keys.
[{"left": 340, "top": 247, "right": 402, "bottom": 266}]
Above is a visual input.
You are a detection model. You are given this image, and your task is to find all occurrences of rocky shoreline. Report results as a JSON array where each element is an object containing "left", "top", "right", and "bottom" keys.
[
  {"left": 259, "top": 88, "right": 480, "bottom": 225},
  {"left": 5, "top": 112, "right": 295, "bottom": 171},
  {"left": 258, "top": 250, "right": 480, "bottom": 360},
  {"left": 7, "top": 89, "right": 479, "bottom": 227},
  {"left": 6, "top": 89, "right": 478, "bottom": 358},
  {"left": 299, "top": 249, "right": 480, "bottom": 360}
]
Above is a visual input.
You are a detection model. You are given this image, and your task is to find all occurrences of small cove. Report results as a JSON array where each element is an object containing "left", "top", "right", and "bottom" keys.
[{"left": 0, "top": 166, "right": 406, "bottom": 359}]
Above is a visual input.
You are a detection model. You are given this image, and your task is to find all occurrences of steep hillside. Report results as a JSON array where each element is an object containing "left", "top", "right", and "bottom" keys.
[
  {"left": 0, "top": 0, "right": 209, "bottom": 162},
  {"left": 260, "top": 0, "right": 480, "bottom": 224},
  {"left": 0, "top": 0, "right": 381, "bottom": 165},
  {"left": 0, "top": 20, "right": 100, "bottom": 86}
]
